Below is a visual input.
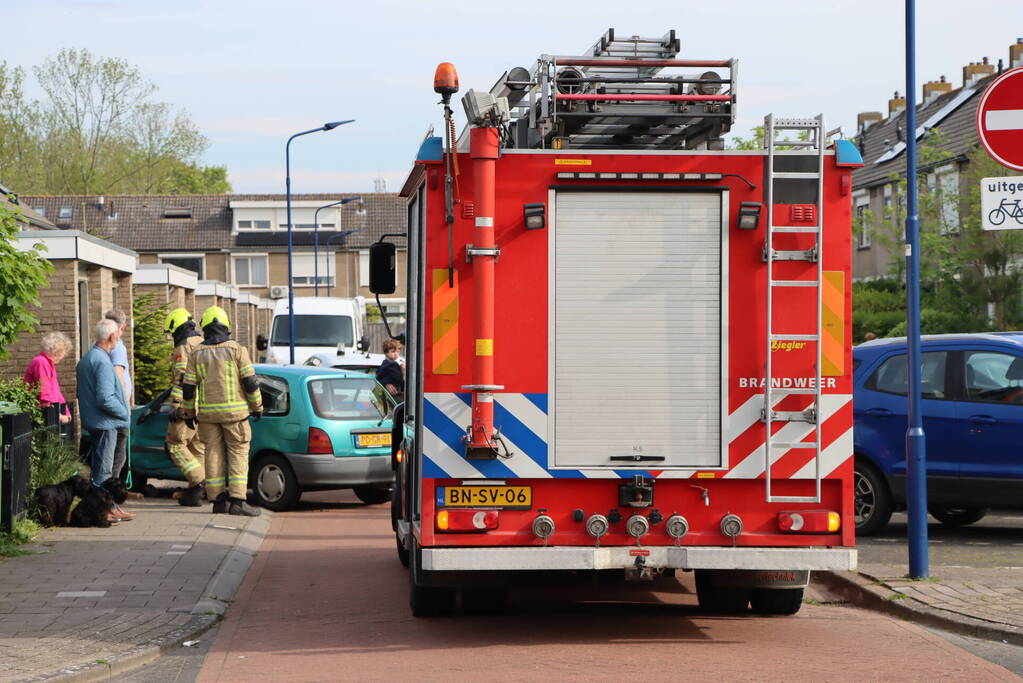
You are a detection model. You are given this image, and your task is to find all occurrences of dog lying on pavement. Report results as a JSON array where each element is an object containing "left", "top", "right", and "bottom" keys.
[
  {"left": 34, "top": 475, "right": 91, "bottom": 527},
  {"left": 69, "top": 485, "right": 116, "bottom": 528}
]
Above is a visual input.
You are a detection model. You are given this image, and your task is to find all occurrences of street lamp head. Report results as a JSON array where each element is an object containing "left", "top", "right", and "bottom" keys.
[{"left": 323, "top": 120, "right": 355, "bottom": 131}]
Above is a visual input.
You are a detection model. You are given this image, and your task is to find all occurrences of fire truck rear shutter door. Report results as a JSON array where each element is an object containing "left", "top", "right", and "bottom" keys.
[{"left": 551, "top": 191, "right": 724, "bottom": 469}]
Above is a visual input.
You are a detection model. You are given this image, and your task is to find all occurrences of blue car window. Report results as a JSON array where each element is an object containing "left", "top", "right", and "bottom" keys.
[
  {"left": 868, "top": 351, "right": 948, "bottom": 399},
  {"left": 964, "top": 352, "right": 1023, "bottom": 404},
  {"left": 308, "top": 377, "right": 392, "bottom": 420},
  {"left": 255, "top": 374, "right": 290, "bottom": 415}
]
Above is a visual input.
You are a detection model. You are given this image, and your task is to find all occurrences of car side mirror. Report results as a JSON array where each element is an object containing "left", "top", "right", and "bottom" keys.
[
  {"left": 256, "top": 334, "right": 268, "bottom": 351},
  {"left": 369, "top": 241, "right": 396, "bottom": 294},
  {"left": 357, "top": 335, "right": 370, "bottom": 352}
]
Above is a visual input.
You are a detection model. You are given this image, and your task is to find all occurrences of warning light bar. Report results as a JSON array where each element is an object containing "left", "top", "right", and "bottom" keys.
[
  {"left": 556, "top": 171, "right": 725, "bottom": 181},
  {"left": 778, "top": 510, "right": 840, "bottom": 533},
  {"left": 436, "top": 509, "right": 500, "bottom": 533}
]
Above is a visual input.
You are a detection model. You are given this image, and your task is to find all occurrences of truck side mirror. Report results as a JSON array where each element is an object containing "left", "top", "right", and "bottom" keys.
[
  {"left": 256, "top": 334, "right": 268, "bottom": 351},
  {"left": 357, "top": 335, "right": 370, "bottom": 352},
  {"left": 369, "top": 241, "right": 396, "bottom": 294}
]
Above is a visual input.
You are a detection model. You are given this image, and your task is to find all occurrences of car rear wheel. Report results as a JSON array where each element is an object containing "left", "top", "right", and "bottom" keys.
[
  {"left": 251, "top": 454, "right": 300, "bottom": 511},
  {"left": 354, "top": 484, "right": 391, "bottom": 505},
  {"left": 854, "top": 460, "right": 893, "bottom": 536},
  {"left": 928, "top": 505, "right": 988, "bottom": 527}
]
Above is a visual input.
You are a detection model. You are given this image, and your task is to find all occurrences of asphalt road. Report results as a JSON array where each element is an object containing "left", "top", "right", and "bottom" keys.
[
  {"left": 858, "top": 510, "right": 1023, "bottom": 568},
  {"left": 112, "top": 491, "right": 1007, "bottom": 682}
]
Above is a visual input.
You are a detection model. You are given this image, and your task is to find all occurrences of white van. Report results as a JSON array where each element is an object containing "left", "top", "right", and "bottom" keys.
[{"left": 260, "top": 297, "right": 370, "bottom": 365}]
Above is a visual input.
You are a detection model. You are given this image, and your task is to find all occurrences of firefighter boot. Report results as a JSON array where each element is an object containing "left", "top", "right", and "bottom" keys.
[
  {"left": 178, "top": 484, "right": 204, "bottom": 507},
  {"left": 228, "top": 497, "right": 262, "bottom": 517},
  {"left": 212, "top": 492, "right": 229, "bottom": 514}
]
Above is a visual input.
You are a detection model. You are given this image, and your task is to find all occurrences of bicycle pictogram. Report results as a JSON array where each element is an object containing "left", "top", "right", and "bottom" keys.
[{"left": 988, "top": 198, "right": 1023, "bottom": 226}]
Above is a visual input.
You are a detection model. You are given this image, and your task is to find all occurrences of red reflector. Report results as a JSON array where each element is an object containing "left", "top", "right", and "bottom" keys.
[
  {"left": 436, "top": 509, "right": 499, "bottom": 533},
  {"left": 778, "top": 510, "right": 841, "bottom": 533},
  {"left": 307, "top": 427, "right": 333, "bottom": 454}
]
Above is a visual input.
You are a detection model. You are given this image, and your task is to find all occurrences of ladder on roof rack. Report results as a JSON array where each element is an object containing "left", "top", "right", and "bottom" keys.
[{"left": 762, "top": 113, "right": 826, "bottom": 504}]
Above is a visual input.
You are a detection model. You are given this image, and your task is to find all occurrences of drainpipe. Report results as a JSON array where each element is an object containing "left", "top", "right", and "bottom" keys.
[{"left": 464, "top": 126, "right": 503, "bottom": 459}]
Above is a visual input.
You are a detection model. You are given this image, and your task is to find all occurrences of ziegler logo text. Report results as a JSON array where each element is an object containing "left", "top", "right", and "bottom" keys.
[{"left": 771, "top": 340, "right": 807, "bottom": 352}]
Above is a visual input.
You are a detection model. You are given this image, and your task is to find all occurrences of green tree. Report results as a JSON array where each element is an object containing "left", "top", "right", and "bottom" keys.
[
  {"left": 0, "top": 48, "right": 230, "bottom": 195},
  {"left": 0, "top": 200, "right": 53, "bottom": 360},
  {"left": 132, "top": 291, "right": 173, "bottom": 404}
]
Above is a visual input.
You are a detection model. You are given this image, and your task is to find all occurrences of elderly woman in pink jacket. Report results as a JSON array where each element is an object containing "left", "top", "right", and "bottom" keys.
[{"left": 23, "top": 331, "right": 73, "bottom": 424}]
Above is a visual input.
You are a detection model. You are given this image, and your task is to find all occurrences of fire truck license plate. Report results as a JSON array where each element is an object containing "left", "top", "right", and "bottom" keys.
[
  {"left": 441, "top": 486, "right": 532, "bottom": 509},
  {"left": 355, "top": 433, "right": 391, "bottom": 448}
]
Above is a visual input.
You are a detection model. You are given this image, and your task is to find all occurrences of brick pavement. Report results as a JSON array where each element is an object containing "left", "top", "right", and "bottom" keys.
[{"left": 0, "top": 496, "right": 269, "bottom": 682}]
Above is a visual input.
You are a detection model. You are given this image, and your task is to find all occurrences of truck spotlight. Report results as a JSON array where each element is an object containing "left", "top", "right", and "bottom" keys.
[
  {"left": 585, "top": 514, "right": 609, "bottom": 539},
  {"left": 665, "top": 514, "right": 690, "bottom": 540},
  {"left": 695, "top": 71, "right": 723, "bottom": 95},
  {"left": 626, "top": 514, "right": 650, "bottom": 539},
  {"left": 523, "top": 203, "right": 546, "bottom": 230},
  {"left": 532, "top": 514, "right": 555, "bottom": 540},
  {"left": 720, "top": 513, "right": 743, "bottom": 538},
  {"left": 737, "top": 202, "right": 762, "bottom": 230}
]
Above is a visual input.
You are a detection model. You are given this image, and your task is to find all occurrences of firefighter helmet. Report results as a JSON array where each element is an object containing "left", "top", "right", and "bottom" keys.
[
  {"left": 200, "top": 305, "right": 230, "bottom": 330},
  {"left": 164, "top": 308, "right": 192, "bottom": 334}
]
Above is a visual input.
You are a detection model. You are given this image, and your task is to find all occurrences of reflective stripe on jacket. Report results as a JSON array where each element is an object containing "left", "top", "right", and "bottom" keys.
[{"left": 169, "top": 336, "right": 203, "bottom": 405}]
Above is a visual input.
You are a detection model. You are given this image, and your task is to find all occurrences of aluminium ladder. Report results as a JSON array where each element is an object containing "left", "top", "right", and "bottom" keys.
[{"left": 762, "top": 113, "right": 826, "bottom": 504}]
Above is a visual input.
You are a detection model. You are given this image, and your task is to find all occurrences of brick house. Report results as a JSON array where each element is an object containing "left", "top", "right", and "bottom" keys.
[
  {"left": 851, "top": 40, "right": 1023, "bottom": 280},
  {"left": 133, "top": 263, "right": 198, "bottom": 313},
  {"left": 22, "top": 193, "right": 409, "bottom": 319}
]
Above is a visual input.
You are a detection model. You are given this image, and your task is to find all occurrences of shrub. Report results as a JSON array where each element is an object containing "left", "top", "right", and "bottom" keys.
[
  {"left": 30, "top": 430, "right": 81, "bottom": 491},
  {"left": 132, "top": 291, "right": 173, "bottom": 404}
]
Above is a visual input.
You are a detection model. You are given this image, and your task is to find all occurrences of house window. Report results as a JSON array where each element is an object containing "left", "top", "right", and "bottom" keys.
[
  {"left": 32, "top": 207, "right": 46, "bottom": 217},
  {"left": 58, "top": 206, "right": 72, "bottom": 219},
  {"left": 855, "top": 195, "right": 870, "bottom": 249},
  {"left": 237, "top": 219, "right": 271, "bottom": 230},
  {"left": 290, "top": 253, "right": 333, "bottom": 286},
  {"left": 359, "top": 250, "right": 369, "bottom": 287},
  {"left": 234, "top": 255, "right": 268, "bottom": 286},
  {"left": 159, "top": 255, "right": 205, "bottom": 279},
  {"left": 936, "top": 165, "right": 960, "bottom": 234}
]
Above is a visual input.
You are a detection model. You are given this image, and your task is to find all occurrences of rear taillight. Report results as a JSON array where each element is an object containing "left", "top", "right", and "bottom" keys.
[
  {"left": 436, "top": 509, "right": 499, "bottom": 532},
  {"left": 778, "top": 510, "right": 840, "bottom": 533},
  {"left": 307, "top": 427, "right": 333, "bottom": 454}
]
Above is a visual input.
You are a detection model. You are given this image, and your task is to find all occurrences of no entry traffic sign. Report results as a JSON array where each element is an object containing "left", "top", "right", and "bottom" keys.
[{"left": 977, "top": 67, "right": 1023, "bottom": 171}]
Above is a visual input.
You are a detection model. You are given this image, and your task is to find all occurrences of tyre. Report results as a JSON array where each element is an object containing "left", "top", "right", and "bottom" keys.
[
  {"left": 390, "top": 469, "right": 403, "bottom": 532},
  {"left": 751, "top": 588, "right": 804, "bottom": 615},
  {"left": 928, "top": 505, "right": 988, "bottom": 527},
  {"left": 251, "top": 454, "right": 301, "bottom": 511},
  {"left": 354, "top": 484, "right": 391, "bottom": 505},
  {"left": 854, "top": 460, "right": 893, "bottom": 536},
  {"left": 409, "top": 538, "right": 455, "bottom": 617},
  {"left": 396, "top": 533, "right": 410, "bottom": 568},
  {"left": 695, "top": 570, "right": 750, "bottom": 613},
  {"left": 989, "top": 208, "right": 1007, "bottom": 226},
  {"left": 462, "top": 588, "right": 508, "bottom": 613}
]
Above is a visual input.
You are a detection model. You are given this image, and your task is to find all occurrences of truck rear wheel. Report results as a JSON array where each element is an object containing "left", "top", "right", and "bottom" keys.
[
  {"left": 409, "top": 538, "right": 455, "bottom": 617},
  {"left": 462, "top": 588, "right": 508, "bottom": 613},
  {"left": 695, "top": 570, "right": 750, "bottom": 613},
  {"left": 750, "top": 587, "right": 804, "bottom": 615}
]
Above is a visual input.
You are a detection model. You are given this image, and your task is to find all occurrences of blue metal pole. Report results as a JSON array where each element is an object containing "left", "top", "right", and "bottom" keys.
[
  {"left": 283, "top": 121, "right": 354, "bottom": 364},
  {"left": 905, "top": 0, "right": 928, "bottom": 578}
]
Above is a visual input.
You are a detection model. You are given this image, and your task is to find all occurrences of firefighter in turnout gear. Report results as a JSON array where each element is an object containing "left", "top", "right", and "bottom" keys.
[
  {"left": 166, "top": 309, "right": 207, "bottom": 506},
  {"left": 181, "top": 306, "right": 263, "bottom": 516}
]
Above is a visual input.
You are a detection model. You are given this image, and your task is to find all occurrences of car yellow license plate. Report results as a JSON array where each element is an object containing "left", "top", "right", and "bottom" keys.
[
  {"left": 441, "top": 485, "right": 532, "bottom": 509},
  {"left": 356, "top": 432, "right": 391, "bottom": 448}
]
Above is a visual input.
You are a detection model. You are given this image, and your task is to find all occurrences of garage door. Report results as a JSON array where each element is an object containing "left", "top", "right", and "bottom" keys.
[{"left": 551, "top": 191, "right": 725, "bottom": 469}]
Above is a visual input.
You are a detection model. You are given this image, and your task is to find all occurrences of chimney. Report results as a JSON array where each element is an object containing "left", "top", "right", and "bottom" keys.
[
  {"left": 857, "top": 111, "right": 883, "bottom": 133},
  {"left": 922, "top": 75, "right": 953, "bottom": 104},
  {"left": 963, "top": 57, "right": 996, "bottom": 87},
  {"left": 1011, "top": 38, "right": 1023, "bottom": 69},
  {"left": 888, "top": 91, "right": 906, "bottom": 117}
]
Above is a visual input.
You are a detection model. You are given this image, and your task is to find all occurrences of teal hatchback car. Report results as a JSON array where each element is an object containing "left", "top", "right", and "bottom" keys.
[{"left": 130, "top": 365, "right": 396, "bottom": 510}]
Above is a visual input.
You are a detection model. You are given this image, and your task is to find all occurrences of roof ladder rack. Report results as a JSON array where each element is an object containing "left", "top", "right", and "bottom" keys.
[{"left": 762, "top": 113, "right": 826, "bottom": 505}]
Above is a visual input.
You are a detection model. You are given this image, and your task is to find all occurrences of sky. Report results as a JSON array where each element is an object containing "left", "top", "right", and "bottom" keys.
[{"left": 6, "top": 0, "right": 1023, "bottom": 194}]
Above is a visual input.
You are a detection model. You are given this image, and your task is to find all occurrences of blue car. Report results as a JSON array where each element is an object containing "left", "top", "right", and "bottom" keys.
[{"left": 853, "top": 333, "right": 1023, "bottom": 534}]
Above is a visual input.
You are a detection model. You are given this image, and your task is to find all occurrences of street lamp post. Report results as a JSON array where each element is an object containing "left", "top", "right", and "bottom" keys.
[
  {"left": 285, "top": 120, "right": 353, "bottom": 365},
  {"left": 323, "top": 229, "right": 362, "bottom": 297},
  {"left": 313, "top": 197, "right": 362, "bottom": 297}
]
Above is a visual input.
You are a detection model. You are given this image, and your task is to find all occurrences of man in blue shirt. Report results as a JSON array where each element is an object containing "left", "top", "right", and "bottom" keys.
[{"left": 77, "top": 319, "right": 129, "bottom": 525}]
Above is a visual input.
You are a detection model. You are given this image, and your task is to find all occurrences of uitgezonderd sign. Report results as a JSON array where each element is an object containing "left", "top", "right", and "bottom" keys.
[{"left": 981, "top": 176, "right": 1023, "bottom": 230}]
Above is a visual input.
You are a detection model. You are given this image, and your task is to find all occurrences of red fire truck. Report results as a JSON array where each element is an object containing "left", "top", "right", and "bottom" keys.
[{"left": 371, "top": 29, "right": 862, "bottom": 617}]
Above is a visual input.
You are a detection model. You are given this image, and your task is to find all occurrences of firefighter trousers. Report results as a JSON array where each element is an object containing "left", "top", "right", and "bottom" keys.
[
  {"left": 198, "top": 419, "right": 251, "bottom": 500},
  {"left": 166, "top": 418, "right": 206, "bottom": 487}
]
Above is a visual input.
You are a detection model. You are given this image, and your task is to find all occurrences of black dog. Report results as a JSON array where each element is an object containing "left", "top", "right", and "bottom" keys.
[
  {"left": 102, "top": 477, "right": 128, "bottom": 505},
  {"left": 69, "top": 485, "right": 115, "bottom": 528},
  {"left": 34, "top": 475, "right": 90, "bottom": 527}
]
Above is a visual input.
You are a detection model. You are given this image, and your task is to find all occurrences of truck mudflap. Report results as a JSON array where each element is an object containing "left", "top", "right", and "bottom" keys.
[{"left": 420, "top": 546, "right": 856, "bottom": 572}]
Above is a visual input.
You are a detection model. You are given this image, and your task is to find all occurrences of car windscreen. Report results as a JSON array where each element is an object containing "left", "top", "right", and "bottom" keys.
[
  {"left": 270, "top": 315, "right": 354, "bottom": 347},
  {"left": 308, "top": 377, "right": 391, "bottom": 420}
]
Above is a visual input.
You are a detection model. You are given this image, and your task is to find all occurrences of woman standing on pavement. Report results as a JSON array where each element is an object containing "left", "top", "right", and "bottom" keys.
[{"left": 23, "top": 331, "right": 74, "bottom": 425}]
